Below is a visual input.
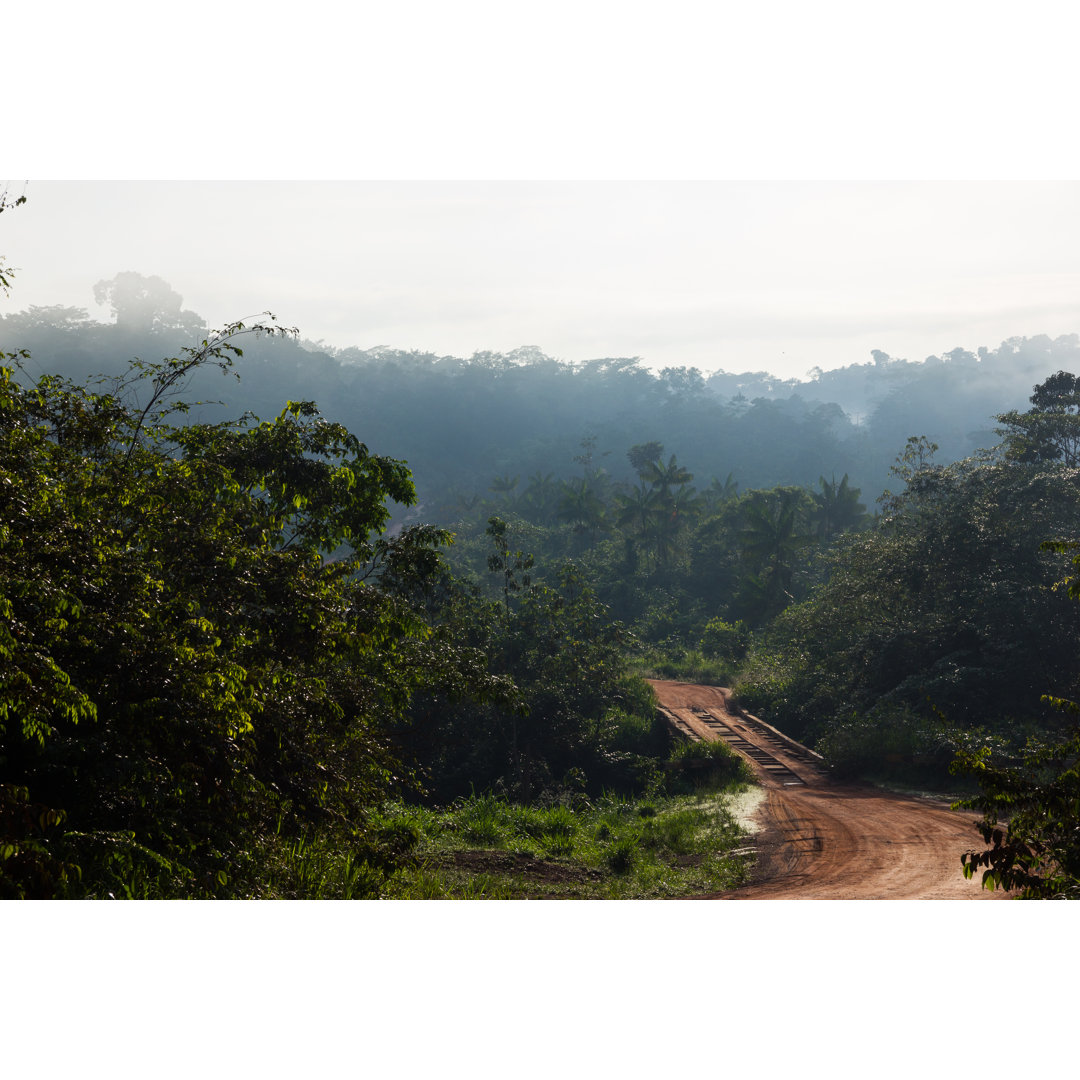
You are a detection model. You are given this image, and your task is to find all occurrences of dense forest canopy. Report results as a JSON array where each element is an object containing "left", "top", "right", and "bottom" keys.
[{"left": 5, "top": 274, "right": 1078, "bottom": 521}]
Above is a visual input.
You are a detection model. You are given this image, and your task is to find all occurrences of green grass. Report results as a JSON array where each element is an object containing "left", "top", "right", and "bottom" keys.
[
  {"left": 374, "top": 779, "right": 755, "bottom": 899},
  {"left": 154, "top": 761, "right": 756, "bottom": 899},
  {"left": 151, "top": 732, "right": 758, "bottom": 900},
  {"left": 633, "top": 648, "right": 736, "bottom": 686}
]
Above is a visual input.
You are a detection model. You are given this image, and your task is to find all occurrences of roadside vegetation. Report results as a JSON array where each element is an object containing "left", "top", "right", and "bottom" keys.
[
  {"left": 337, "top": 741, "right": 752, "bottom": 901},
  {"left": 379, "top": 789, "right": 752, "bottom": 901}
]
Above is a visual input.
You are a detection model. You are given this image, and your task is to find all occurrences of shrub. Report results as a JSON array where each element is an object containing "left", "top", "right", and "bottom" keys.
[
  {"left": 636, "top": 648, "right": 735, "bottom": 686},
  {"left": 665, "top": 738, "right": 754, "bottom": 793},
  {"left": 699, "top": 617, "right": 750, "bottom": 662},
  {"left": 815, "top": 705, "right": 998, "bottom": 787}
]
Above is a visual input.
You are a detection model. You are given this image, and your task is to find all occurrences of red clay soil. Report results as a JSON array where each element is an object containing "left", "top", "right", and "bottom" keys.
[{"left": 650, "top": 680, "right": 1002, "bottom": 900}]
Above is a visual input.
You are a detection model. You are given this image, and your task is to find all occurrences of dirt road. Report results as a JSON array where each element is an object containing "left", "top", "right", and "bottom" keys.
[{"left": 650, "top": 680, "right": 1000, "bottom": 899}]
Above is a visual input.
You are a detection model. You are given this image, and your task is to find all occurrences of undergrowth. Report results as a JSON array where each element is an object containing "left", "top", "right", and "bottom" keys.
[
  {"left": 373, "top": 746, "right": 755, "bottom": 899},
  {"left": 634, "top": 648, "right": 737, "bottom": 686},
  {"left": 74, "top": 733, "right": 756, "bottom": 900}
]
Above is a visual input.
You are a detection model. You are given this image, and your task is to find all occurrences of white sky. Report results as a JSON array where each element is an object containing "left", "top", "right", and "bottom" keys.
[
  {"left": 7, "top": 4, "right": 1080, "bottom": 382},
  {"left": 5, "top": 178, "right": 1079, "bottom": 380}
]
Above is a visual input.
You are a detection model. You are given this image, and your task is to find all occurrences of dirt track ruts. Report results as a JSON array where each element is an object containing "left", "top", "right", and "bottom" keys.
[{"left": 650, "top": 680, "right": 1001, "bottom": 900}]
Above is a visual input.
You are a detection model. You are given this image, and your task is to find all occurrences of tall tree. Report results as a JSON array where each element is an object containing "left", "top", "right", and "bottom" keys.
[
  {"left": 736, "top": 486, "right": 815, "bottom": 622},
  {"left": 640, "top": 453, "right": 699, "bottom": 568},
  {"left": 614, "top": 482, "right": 664, "bottom": 568},
  {"left": 642, "top": 453, "right": 693, "bottom": 498},
  {"left": 557, "top": 479, "right": 607, "bottom": 545},
  {"left": 996, "top": 370, "right": 1080, "bottom": 467},
  {"left": 486, "top": 516, "right": 534, "bottom": 617},
  {"left": 811, "top": 473, "right": 866, "bottom": 541},
  {"left": 627, "top": 441, "right": 664, "bottom": 478},
  {"left": 93, "top": 271, "right": 205, "bottom": 335}
]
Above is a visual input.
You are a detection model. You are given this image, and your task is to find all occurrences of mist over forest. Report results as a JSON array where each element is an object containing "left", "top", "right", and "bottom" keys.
[{"left": 4, "top": 271, "right": 1077, "bottom": 518}]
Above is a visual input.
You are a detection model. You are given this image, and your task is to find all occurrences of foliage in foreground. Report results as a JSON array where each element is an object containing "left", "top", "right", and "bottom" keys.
[
  {"left": 193, "top": 735, "right": 754, "bottom": 900},
  {"left": 950, "top": 535, "right": 1080, "bottom": 898},
  {"left": 0, "top": 312, "right": 691, "bottom": 898},
  {"left": 0, "top": 326, "right": 508, "bottom": 898},
  {"left": 951, "top": 722, "right": 1080, "bottom": 899}
]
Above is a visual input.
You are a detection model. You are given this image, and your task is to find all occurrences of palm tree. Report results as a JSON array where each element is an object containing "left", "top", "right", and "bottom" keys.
[
  {"left": 614, "top": 482, "right": 664, "bottom": 569},
  {"left": 557, "top": 479, "right": 607, "bottom": 545},
  {"left": 640, "top": 454, "right": 699, "bottom": 568},
  {"left": 438, "top": 489, "right": 482, "bottom": 520},
  {"left": 702, "top": 472, "right": 739, "bottom": 513},
  {"left": 654, "top": 483, "right": 702, "bottom": 569},
  {"left": 642, "top": 453, "right": 693, "bottom": 498},
  {"left": 520, "top": 472, "right": 559, "bottom": 524},
  {"left": 811, "top": 474, "right": 866, "bottom": 541},
  {"left": 739, "top": 487, "right": 814, "bottom": 618},
  {"left": 488, "top": 474, "right": 520, "bottom": 514}
]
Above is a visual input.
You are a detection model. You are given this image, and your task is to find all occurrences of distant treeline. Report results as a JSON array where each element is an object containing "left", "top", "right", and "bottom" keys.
[{"left": 4, "top": 280, "right": 1078, "bottom": 518}]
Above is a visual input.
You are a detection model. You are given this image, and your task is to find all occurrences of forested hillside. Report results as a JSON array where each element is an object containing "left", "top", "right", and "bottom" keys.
[{"left": 5, "top": 273, "right": 1079, "bottom": 521}]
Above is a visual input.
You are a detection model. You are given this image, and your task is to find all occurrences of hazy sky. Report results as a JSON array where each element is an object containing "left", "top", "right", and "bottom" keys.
[
  {"left": 4, "top": 179, "right": 1079, "bottom": 381},
  {"left": 9, "top": 8, "right": 1080, "bottom": 383}
]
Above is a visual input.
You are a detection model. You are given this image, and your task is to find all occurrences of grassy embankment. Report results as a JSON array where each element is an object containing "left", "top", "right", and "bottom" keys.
[{"left": 250, "top": 739, "right": 756, "bottom": 899}]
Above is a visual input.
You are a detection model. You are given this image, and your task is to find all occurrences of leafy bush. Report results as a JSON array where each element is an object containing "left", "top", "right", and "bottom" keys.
[
  {"left": 953, "top": 720, "right": 1080, "bottom": 898},
  {"left": 815, "top": 706, "right": 1000, "bottom": 787},
  {"left": 1, "top": 329, "right": 502, "bottom": 897},
  {"left": 665, "top": 738, "right": 754, "bottom": 793},
  {"left": 637, "top": 648, "right": 735, "bottom": 686},
  {"left": 698, "top": 617, "right": 750, "bottom": 662},
  {"left": 397, "top": 548, "right": 662, "bottom": 803},
  {"left": 732, "top": 639, "right": 819, "bottom": 741}
]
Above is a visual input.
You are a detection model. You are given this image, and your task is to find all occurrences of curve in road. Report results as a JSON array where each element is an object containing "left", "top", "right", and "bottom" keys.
[{"left": 650, "top": 680, "right": 1001, "bottom": 900}]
